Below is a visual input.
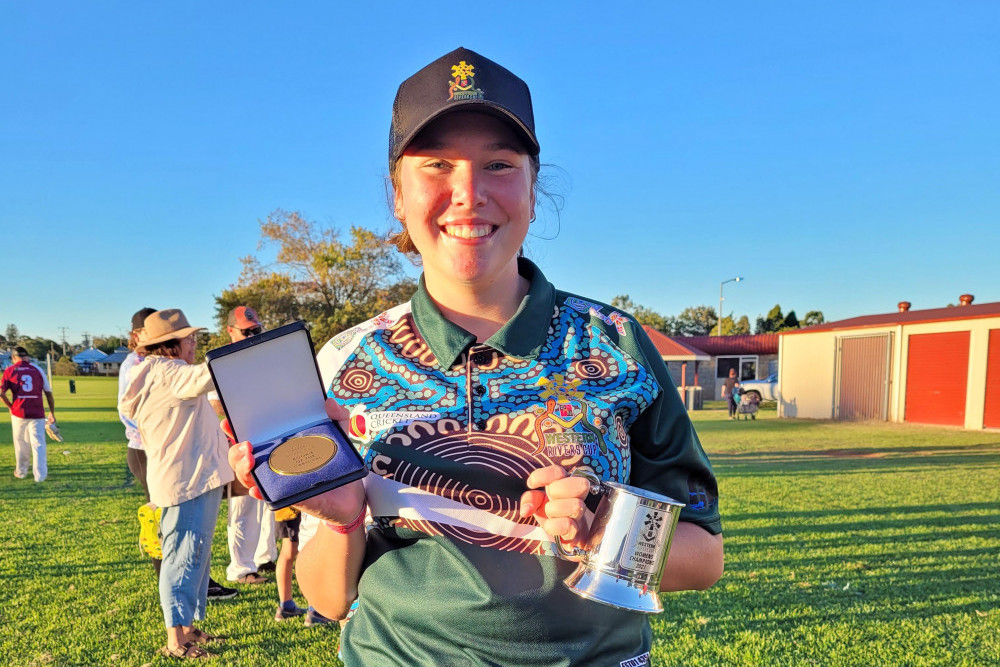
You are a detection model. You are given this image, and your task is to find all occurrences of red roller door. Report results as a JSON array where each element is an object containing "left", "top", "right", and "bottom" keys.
[
  {"left": 905, "top": 331, "right": 970, "bottom": 426},
  {"left": 984, "top": 330, "right": 1000, "bottom": 428}
]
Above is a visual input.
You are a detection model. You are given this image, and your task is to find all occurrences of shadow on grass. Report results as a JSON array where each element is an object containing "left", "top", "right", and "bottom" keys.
[
  {"left": 0, "top": 463, "right": 140, "bottom": 501},
  {"left": 713, "top": 442, "right": 1000, "bottom": 477},
  {"left": 728, "top": 501, "right": 999, "bottom": 522}
]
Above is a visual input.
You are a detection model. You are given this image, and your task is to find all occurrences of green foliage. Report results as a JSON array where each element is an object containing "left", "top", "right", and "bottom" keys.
[
  {"left": 610, "top": 295, "right": 674, "bottom": 333},
  {"left": 4, "top": 323, "right": 19, "bottom": 342},
  {"left": 2, "top": 381, "right": 997, "bottom": 666},
  {"left": 17, "top": 337, "right": 60, "bottom": 361},
  {"left": 803, "top": 310, "right": 826, "bottom": 326},
  {"left": 711, "top": 314, "right": 752, "bottom": 336},
  {"left": 675, "top": 305, "right": 717, "bottom": 337},
  {"left": 52, "top": 358, "right": 78, "bottom": 376},
  {"left": 92, "top": 336, "right": 124, "bottom": 355},
  {"left": 755, "top": 304, "right": 805, "bottom": 333},
  {"left": 216, "top": 210, "right": 417, "bottom": 349}
]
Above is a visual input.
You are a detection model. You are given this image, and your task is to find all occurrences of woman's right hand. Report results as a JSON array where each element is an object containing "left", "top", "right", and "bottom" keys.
[{"left": 224, "top": 397, "right": 366, "bottom": 524}]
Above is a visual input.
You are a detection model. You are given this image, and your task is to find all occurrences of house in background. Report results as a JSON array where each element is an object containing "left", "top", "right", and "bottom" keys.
[
  {"left": 643, "top": 327, "right": 710, "bottom": 407},
  {"left": 669, "top": 334, "right": 778, "bottom": 400},
  {"left": 72, "top": 347, "right": 108, "bottom": 375},
  {"left": 94, "top": 346, "right": 129, "bottom": 376},
  {"left": 778, "top": 295, "right": 1000, "bottom": 430},
  {"left": 643, "top": 327, "right": 779, "bottom": 401}
]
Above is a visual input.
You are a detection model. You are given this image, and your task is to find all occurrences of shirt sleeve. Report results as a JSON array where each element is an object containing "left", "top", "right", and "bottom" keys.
[
  {"left": 163, "top": 362, "right": 216, "bottom": 400},
  {"left": 622, "top": 325, "right": 722, "bottom": 535},
  {"left": 117, "top": 355, "right": 141, "bottom": 441},
  {"left": 37, "top": 364, "right": 52, "bottom": 392}
]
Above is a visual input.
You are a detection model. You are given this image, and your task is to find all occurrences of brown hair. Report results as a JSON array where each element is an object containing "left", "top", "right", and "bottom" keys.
[{"left": 143, "top": 338, "right": 184, "bottom": 358}]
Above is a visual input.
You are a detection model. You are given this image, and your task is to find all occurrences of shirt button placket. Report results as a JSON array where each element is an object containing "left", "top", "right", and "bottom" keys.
[{"left": 469, "top": 348, "right": 491, "bottom": 433}]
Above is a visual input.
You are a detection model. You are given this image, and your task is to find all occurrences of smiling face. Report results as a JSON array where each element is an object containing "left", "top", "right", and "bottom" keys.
[{"left": 393, "top": 111, "right": 535, "bottom": 301}]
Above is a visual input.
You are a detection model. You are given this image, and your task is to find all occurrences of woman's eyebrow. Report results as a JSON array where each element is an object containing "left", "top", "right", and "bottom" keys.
[{"left": 485, "top": 141, "right": 522, "bottom": 153}]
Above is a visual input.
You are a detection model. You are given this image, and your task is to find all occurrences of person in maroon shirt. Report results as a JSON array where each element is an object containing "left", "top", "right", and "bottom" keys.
[{"left": 2, "top": 347, "right": 56, "bottom": 481}]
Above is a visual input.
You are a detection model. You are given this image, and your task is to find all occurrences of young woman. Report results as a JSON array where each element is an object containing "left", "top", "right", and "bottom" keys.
[
  {"left": 121, "top": 309, "right": 234, "bottom": 659},
  {"left": 229, "top": 48, "right": 723, "bottom": 665}
]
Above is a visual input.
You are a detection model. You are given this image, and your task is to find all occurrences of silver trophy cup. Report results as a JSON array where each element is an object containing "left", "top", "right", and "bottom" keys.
[{"left": 556, "top": 470, "right": 685, "bottom": 614}]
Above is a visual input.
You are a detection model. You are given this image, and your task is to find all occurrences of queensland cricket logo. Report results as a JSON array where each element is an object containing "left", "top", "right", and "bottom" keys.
[
  {"left": 348, "top": 404, "right": 441, "bottom": 445},
  {"left": 448, "top": 60, "right": 484, "bottom": 101},
  {"left": 641, "top": 510, "right": 663, "bottom": 543}
]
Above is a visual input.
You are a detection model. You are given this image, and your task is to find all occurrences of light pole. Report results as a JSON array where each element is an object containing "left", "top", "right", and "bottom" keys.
[{"left": 717, "top": 277, "right": 743, "bottom": 336}]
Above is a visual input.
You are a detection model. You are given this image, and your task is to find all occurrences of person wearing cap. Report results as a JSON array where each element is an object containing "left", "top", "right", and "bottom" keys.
[
  {"left": 207, "top": 306, "right": 279, "bottom": 586},
  {"left": 2, "top": 346, "right": 56, "bottom": 482},
  {"left": 230, "top": 48, "right": 723, "bottom": 663},
  {"left": 120, "top": 309, "right": 235, "bottom": 659}
]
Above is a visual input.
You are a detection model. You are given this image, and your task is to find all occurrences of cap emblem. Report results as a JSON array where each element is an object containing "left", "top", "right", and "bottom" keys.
[{"left": 448, "top": 60, "right": 484, "bottom": 101}]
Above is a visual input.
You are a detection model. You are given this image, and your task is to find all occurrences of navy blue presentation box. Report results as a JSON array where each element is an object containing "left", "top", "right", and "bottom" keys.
[{"left": 205, "top": 321, "right": 367, "bottom": 509}]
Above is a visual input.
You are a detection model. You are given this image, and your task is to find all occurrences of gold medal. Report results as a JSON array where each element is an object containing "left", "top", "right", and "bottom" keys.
[{"left": 268, "top": 435, "right": 338, "bottom": 475}]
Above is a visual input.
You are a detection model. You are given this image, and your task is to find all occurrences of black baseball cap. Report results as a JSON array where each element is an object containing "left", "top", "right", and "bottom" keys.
[
  {"left": 131, "top": 307, "right": 157, "bottom": 332},
  {"left": 389, "top": 47, "right": 539, "bottom": 170}
]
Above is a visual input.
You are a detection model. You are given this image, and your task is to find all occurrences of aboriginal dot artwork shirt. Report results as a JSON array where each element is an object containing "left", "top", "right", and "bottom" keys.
[{"left": 316, "top": 259, "right": 721, "bottom": 667}]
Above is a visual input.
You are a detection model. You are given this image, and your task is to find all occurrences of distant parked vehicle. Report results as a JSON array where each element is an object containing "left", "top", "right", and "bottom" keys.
[{"left": 740, "top": 372, "right": 779, "bottom": 402}]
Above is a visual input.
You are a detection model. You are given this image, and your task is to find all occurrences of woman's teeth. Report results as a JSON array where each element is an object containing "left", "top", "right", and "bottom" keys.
[{"left": 444, "top": 225, "right": 493, "bottom": 239}]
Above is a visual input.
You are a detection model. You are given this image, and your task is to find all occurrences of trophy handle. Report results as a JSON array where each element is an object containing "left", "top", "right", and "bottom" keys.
[{"left": 553, "top": 467, "right": 603, "bottom": 562}]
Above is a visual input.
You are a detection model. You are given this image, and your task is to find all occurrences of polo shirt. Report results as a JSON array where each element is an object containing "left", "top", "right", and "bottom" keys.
[
  {"left": 2, "top": 361, "right": 50, "bottom": 419},
  {"left": 316, "top": 259, "right": 721, "bottom": 667}
]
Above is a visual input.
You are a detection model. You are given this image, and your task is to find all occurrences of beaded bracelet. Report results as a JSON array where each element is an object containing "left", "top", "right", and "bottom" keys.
[{"left": 325, "top": 503, "right": 367, "bottom": 535}]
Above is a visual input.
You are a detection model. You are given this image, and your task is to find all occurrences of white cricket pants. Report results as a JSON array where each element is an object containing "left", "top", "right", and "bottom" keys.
[
  {"left": 226, "top": 493, "right": 277, "bottom": 580},
  {"left": 11, "top": 416, "right": 46, "bottom": 482}
]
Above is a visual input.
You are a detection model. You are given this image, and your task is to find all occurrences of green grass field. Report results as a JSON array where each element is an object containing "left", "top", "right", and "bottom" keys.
[{"left": 1, "top": 378, "right": 997, "bottom": 666}]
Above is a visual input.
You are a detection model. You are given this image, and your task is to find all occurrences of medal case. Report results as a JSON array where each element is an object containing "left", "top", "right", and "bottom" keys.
[{"left": 206, "top": 321, "right": 367, "bottom": 509}]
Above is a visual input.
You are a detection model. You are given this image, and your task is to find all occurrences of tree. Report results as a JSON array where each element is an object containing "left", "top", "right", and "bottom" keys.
[
  {"left": 19, "top": 337, "right": 59, "bottom": 361},
  {"left": 755, "top": 304, "right": 785, "bottom": 334},
  {"left": 610, "top": 295, "right": 674, "bottom": 333},
  {"left": 5, "top": 324, "right": 19, "bottom": 343},
  {"left": 711, "top": 314, "right": 752, "bottom": 336},
  {"left": 802, "top": 310, "right": 825, "bottom": 327},
  {"left": 93, "top": 336, "right": 123, "bottom": 354},
  {"left": 755, "top": 304, "right": 811, "bottom": 333},
  {"left": 675, "top": 306, "right": 717, "bottom": 337},
  {"left": 215, "top": 210, "right": 418, "bottom": 349},
  {"left": 53, "top": 358, "right": 78, "bottom": 376}
]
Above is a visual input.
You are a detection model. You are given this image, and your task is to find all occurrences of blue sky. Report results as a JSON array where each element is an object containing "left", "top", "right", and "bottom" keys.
[{"left": 3, "top": 2, "right": 998, "bottom": 344}]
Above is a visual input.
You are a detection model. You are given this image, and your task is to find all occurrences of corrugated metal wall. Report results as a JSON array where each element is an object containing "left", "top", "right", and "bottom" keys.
[
  {"left": 835, "top": 333, "right": 892, "bottom": 421},
  {"left": 905, "top": 331, "right": 970, "bottom": 426},
  {"left": 983, "top": 329, "right": 1000, "bottom": 429}
]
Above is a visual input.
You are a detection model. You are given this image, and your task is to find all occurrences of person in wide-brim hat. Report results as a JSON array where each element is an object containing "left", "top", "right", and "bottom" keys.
[
  {"left": 121, "top": 306, "right": 233, "bottom": 658},
  {"left": 136, "top": 309, "right": 206, "bottom": 353}
]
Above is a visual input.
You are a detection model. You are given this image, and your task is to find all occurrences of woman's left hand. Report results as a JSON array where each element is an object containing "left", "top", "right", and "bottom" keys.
[{"left": 519, "top": 465, "right": 594, "bottom": 548}]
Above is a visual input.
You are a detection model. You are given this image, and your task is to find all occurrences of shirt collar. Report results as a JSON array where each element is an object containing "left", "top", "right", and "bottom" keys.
[{"left": 411, "top": 258, "right": 556, "bottom": 369}]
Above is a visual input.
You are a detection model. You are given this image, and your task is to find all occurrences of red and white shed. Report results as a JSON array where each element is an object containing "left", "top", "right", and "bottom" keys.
[{"left": 778, "top": 296, "right": 1000, "bottom": 429}]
